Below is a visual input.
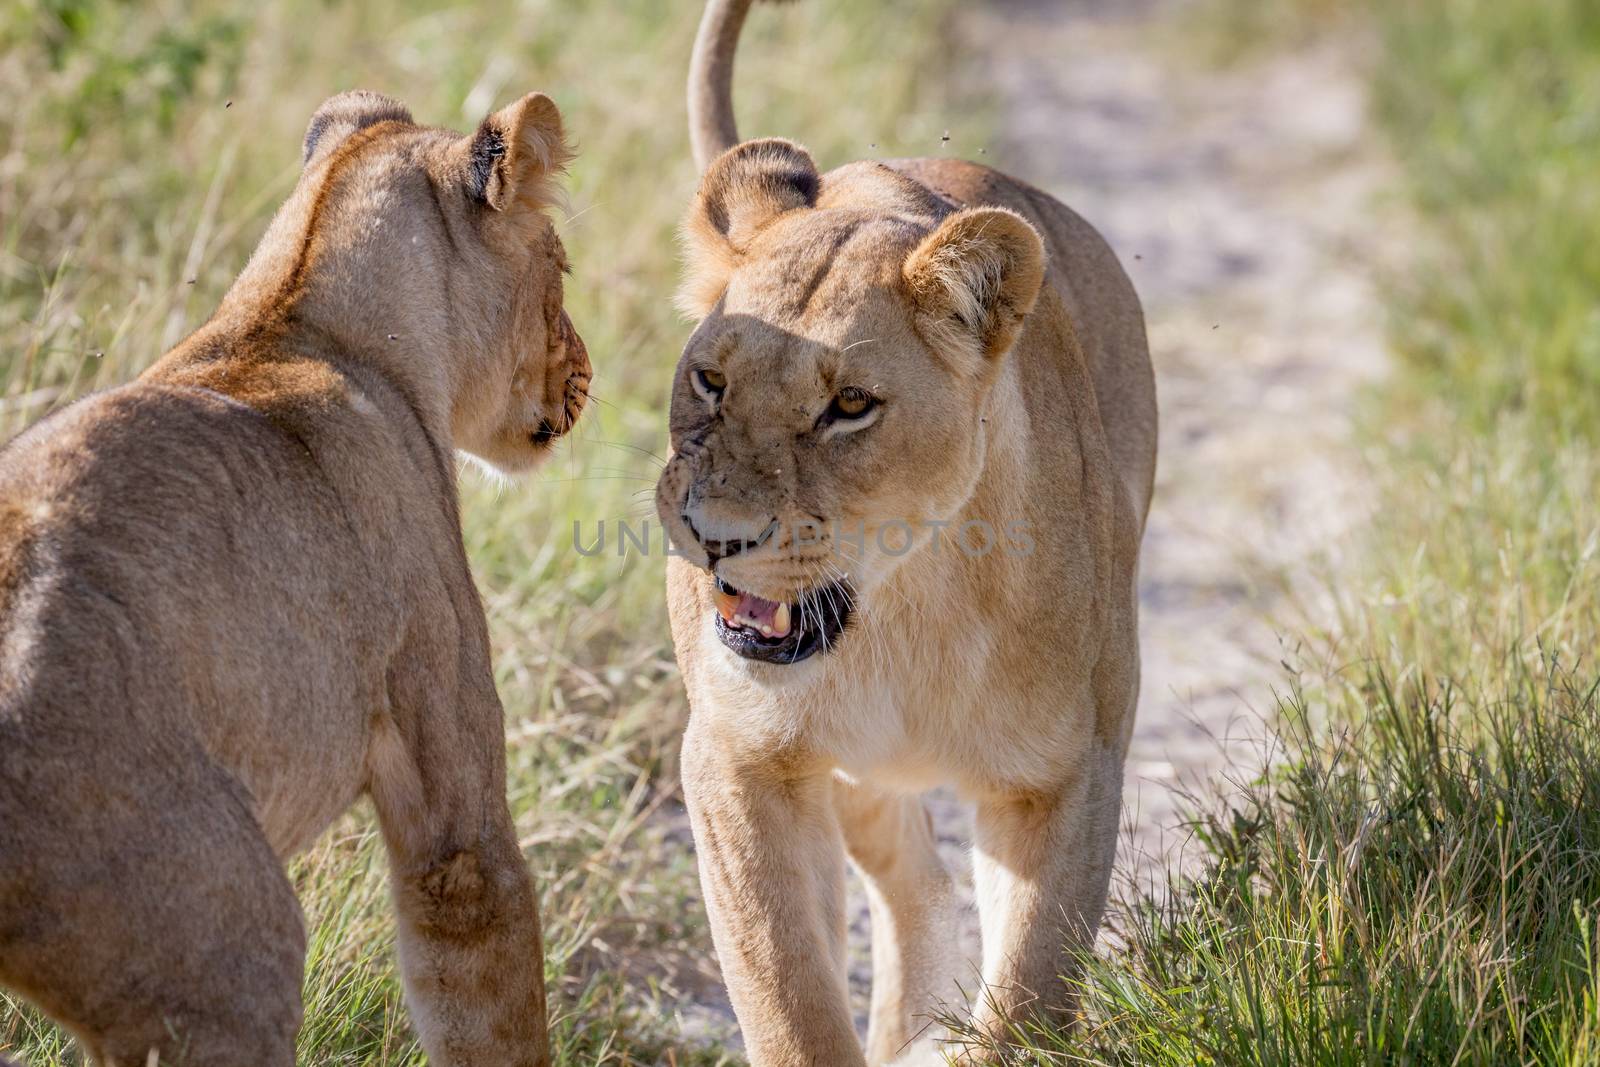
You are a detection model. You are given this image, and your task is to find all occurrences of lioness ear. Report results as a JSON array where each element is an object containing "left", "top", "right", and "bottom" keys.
[
  {"left": 463, "top": 92, "right": 574, "bottom": 212},
  {"left": 303, "top": 90, "right": 413, "bottom": 168},
  {"left": 903, "top": 207, "right": 1046, "bottom": 364},
  {"left": 678, "top": 139, "right": 820, "bottom": 316}
]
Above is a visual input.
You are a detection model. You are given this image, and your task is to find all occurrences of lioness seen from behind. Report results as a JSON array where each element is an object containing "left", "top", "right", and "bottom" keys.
[
  {"left": 656, "top": 1, "right": 1158, "bottom": 1062},
  {"left": 0, "top": 90, "right": 588, "bottom": 1066}
]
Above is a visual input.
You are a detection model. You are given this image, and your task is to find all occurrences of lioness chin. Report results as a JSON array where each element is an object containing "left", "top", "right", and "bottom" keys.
[
  {"left": 656, "top": 2, "right": 1157, "bottom": 1063},
  {"left": 0, "top": 90, "right": 588, "bottom": 1066}
]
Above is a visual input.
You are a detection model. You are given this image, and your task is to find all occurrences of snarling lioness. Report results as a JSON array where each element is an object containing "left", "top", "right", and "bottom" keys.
[
  {"left": 656, "top": 2, "right": 1157, "bottom": 1062},
  {"left": 0, "top": 90, "right": 588, "bottom": 1066}
]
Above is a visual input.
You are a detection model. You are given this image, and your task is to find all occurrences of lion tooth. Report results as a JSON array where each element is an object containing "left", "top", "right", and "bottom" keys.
[
  {"left": 713, "top": 586, "right": 739, "bottom": 623},
  {"left": 772, "top": 602, "right": 792, "bottom": 638}
]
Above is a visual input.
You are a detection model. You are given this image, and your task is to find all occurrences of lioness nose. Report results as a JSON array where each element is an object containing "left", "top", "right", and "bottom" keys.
[
  {"left": 545, "top": 310, "right": 590, "bottom": 439},
  {"left": 682, "top": 504, "right": 775, "bottom": 563},
  {"left": 561, "top": 311, "right": 590, "bottom": 381}
]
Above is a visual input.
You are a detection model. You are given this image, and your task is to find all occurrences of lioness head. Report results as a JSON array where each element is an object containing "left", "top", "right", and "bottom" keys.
[
  {"left": 272, "top": 89, "right": 588, "bottom": 473},
  {"left": 656, "top": 140, "right": 1046, "bottom": 665}
]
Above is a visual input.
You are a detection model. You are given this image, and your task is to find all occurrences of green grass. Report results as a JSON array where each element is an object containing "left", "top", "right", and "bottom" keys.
[
  {"left": 948, "top": 1, "right": 1600, "bottom": 1063},
  {"left": 0, "top": 0, "right": 968, "bottom": 1061}
]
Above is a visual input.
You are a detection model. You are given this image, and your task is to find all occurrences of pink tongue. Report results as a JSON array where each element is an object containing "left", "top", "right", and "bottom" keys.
[{"left": 737, "top": 593, "right": 781, "bottom": 628}]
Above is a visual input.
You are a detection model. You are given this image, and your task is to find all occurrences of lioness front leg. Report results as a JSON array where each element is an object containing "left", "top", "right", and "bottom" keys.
[
  {"left": 368, "top": 691, "right": 548, "bottom": 1067},
  {"left": 967, "top": 740, "right": 1124, "bottom": 1054},
  {"left": 681, "top": 721, "right": 863, "bottom": 1067}
]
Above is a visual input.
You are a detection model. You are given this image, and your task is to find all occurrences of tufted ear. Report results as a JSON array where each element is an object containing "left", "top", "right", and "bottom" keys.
[
  {"left": 903, "top": 207, "right": 1046, "bottom": 365},
  {"left": 303, "top": 90, "right": 413, "bottom": 168},
  {"left": 460, "top": 92, "right": 573, "bottom": 213},
  {"left": 678, "top": 138, "right": 820, "bottom": 316}
]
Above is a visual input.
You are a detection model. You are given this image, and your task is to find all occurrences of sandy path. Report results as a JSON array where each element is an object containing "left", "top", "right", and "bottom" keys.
[{"left": 676, "top": 0, "right": 1390, "bottom": 1048}]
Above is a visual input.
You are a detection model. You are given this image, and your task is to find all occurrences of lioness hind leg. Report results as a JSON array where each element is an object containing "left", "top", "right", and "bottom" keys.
[
  {"left": 0, "top": 766, "right": 304, "bottom": 1067},
  {"left": 834, "top": 779, "right": 960, "bottom": 1065}
]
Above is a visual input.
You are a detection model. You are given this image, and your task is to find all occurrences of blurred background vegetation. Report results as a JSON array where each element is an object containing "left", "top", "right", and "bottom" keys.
[{"left": 0, "top": 0, "right": 967, "bottom": 1061}]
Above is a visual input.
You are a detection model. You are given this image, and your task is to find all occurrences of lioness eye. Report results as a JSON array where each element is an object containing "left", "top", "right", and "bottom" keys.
[
  {"left": 828, "top": 387, "right": 877, "bottom": 420},
  {"left": 691, "top": 367, "right": 726, "bottom": 404}
]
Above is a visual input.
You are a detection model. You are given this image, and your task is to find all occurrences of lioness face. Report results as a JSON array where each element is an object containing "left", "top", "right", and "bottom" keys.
[
  {"left": 454, "top": 211, "right": 591, "bottom": 475},
  {"left": 297, "top": 90, "right": 590, "bottom": 473},
  {"left": 657, "top": 141, "right": 1045, "bottom": 666}
]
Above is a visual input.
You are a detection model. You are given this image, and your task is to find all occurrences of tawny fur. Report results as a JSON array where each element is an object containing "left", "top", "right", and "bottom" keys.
[
  {"left": 0, "top": 90, "right": 589, "bottom": 1067},
  {"left": 662, "top": 4, "right": 1157, "bottom": 1063}
]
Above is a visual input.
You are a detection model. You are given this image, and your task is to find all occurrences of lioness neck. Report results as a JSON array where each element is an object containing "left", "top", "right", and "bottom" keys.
[{"left": 148, "top": 201, "right": 457, "bottom": 455}]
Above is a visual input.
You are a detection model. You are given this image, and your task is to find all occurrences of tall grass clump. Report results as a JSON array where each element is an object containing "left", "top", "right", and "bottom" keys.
[
  {"left": 950, "top": 0, "right": 1600, "bottom": 1063},
  {"left": 0, "top": 0, "right": 969, "bottom": 1061}
]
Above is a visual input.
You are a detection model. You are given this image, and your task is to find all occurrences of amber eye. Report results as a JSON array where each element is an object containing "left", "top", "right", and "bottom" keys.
[
  {"left": 691, "top": 367, "right": 727, "bottom": 406},
  {"left": 827, "top": 387, "right": 878, "bottom": 421}
]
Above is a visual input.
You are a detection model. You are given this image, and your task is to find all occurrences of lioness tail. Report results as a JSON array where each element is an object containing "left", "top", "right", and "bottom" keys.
[{"left": 689, "top": 0, "right": 798, "bottom": 172}]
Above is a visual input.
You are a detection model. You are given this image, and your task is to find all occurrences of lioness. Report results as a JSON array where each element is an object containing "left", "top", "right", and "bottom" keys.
[
  {"left": 656, "top": 2, "right": 1157, "bottom": 1062},
  {"left": 0, "top": 90, "right": 588, "bottom": 1066}
]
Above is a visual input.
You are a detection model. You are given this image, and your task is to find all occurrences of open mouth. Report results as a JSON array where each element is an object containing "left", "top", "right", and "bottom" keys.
[{"left": 711, "top": 576, "right": 856, "bottom": 665}]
